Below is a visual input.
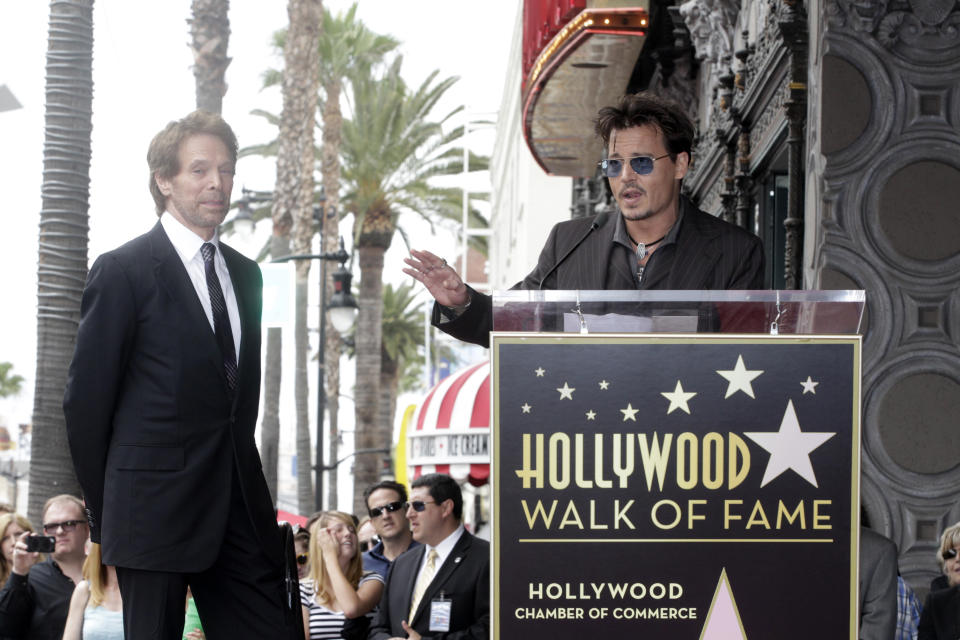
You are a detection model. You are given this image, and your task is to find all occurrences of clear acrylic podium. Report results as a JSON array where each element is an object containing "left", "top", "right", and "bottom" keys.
[{"left": 491, "top": 289, "right": 864, "bottom": 335}]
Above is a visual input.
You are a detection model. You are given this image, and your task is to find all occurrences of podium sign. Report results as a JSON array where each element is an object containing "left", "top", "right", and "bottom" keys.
[{"left": 491, "top": 334, "right": 861, "bottom": 639}]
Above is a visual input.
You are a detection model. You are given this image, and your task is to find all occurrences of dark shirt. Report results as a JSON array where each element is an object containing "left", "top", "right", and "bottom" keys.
[
  {"left": 362, "top": 539, "right": 421, "bottom": 580},
  {"left": 611, "top": 205, "right": 684, "bottom": 288},
  {"left": 0, "top": 559, "right": 75, "bottom": 640}
]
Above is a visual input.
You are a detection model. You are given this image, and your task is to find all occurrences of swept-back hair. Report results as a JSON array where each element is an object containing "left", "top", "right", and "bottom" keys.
[
  {"left": 594, "top": 92, "right": 695, "bottom": 161},
  {"left": 411, "top": 473, "right": 463, "bottom": 520},
  {"left": 147, "top": 110, "right": 238, "bottom": 215}
]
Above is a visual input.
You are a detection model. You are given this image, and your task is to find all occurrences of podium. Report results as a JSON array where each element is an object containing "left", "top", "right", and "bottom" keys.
[{"left": 489, "top": 290, "right": 864, "bottom": 640}]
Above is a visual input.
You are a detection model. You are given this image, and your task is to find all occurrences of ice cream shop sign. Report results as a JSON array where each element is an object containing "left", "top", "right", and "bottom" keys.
[{"left": 407, "top": 362, "right": 491, "bottom": 487}]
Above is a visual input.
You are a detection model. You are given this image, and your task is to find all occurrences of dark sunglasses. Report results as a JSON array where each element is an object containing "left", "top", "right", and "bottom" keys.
[
  {"left": 944, "top": 548, "right": 958, "bottom": 560},
  {"left": 405, "top": 500, "right": 437, "bottom": 512},
  {"left": 296, "top": 553, "right": 309, "bottom": 565},
  {"left": 368, "top": 501, "right": 405, "bottom": 518},
  {"left": 42, "top": 520, "right": 84, "bottom": 535},
  {"left": 598, "top": 153, "right": 671, "bottom": 178}
]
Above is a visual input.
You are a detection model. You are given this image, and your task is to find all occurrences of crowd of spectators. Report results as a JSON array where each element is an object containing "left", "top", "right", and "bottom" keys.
[{"left": 0, "top": 474, "right": 490, "bottom": 640}]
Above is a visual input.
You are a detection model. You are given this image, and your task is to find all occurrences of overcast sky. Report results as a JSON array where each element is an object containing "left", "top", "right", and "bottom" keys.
[{"left": 0, "top": 1, "right": 515, "bottom": 428}]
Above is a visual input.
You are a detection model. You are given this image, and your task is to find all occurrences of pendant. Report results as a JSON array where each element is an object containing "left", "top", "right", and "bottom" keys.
[{"left": 636, "top": 243, "right": 647, "bottom": 260}]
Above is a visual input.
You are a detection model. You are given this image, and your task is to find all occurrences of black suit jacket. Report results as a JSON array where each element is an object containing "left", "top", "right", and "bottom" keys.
[
  {"left": 368, "top": 531, "right": 489, "bottom": 640},
  {"left": 63, "top": 222, "right": 280, "bottom": 571},
  {"left": 435, "top": 197, "right": 764, "bottom": 347},
  {"left": 919, "top": 585, "right": 960, "bottom": 640}
]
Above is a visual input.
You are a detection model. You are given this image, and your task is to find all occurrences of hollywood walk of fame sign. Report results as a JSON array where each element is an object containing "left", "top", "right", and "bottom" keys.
[{"left": 491, "top": 334, "right": 861, "bottom": 639}]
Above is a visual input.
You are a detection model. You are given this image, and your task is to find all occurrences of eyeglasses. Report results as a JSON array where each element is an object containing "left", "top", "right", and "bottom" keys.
[
  {"left": 296, "top": 553, "right": 309, "bottom": 566},
  {"left": 41, "top": 520, "right": 85, "bottom": 535},
  {"left": 598, "top": 153, "right": 671, "bottom": 178},
  {"left": 944, "top": 548, "right": 958, "bottom": 560},
  {"left": 368, "top": 501, "right": 405, "bottom": 518},
  {"left": 405, "top": 500, "right": 437, "bottom": 512}
]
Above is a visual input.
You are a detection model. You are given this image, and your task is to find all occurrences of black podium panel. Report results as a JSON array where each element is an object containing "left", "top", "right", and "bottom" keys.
[{"left": 491, "top": 334, "right": 861, "bottom": 640}]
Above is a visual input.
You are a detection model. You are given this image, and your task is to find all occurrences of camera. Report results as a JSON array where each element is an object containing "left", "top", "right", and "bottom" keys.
[{"left": 24, "top": 535, "right": 55, "bottom": 553}]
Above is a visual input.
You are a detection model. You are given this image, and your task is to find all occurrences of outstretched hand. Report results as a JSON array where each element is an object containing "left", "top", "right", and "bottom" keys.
[{"left": 403, "top": 249, "right": 469, "bottom": 309}]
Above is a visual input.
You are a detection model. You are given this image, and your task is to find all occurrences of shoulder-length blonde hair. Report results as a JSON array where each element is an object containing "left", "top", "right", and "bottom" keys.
[
  {"left": 81, "top": 543, "right": 110, "bottom": 608},
  {"left": 307, "top": 511, "right": 363, "bottom": 607},
  {"left": 0, "top": 513, "right": 33, "bottom": 584}
]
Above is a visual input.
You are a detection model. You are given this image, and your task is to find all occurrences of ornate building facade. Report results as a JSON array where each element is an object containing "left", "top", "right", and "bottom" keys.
[
  {"left": 626, "top": 0, "right": 960, "bottom": 596},
  {"left": 504, "top": 0, "right": 960, "bottom": 596}
]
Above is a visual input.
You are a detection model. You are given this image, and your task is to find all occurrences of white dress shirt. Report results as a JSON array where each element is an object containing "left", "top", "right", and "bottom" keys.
[
  {"left": 412, "top": 524, "right": 465, "bottom": 592},
  {"left": 160, "top": 213, "right": 242, "bottom": 361}
]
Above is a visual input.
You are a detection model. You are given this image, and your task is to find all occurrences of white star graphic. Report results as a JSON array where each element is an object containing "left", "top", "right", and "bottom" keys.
[
  {"left": 717, "top": 355, "right": 763, "bottom": 399},
  {"left": 621, "top": 404, "right": 639, "bottom": 421},
  {"left": 521, "top": 403, "right": 531, "bottom": 414},
  {"left": 744, "top": 399, "right": 835, "bottom": 487},
  {"left": 556, "top": 382, "right": 575, "bottom": 400},
  {"left": 535, "top": 367, "right": 545, "bottom": 377},
  {"left": 661, "top": 381, "right": 697, "bottom": 415},
  {"left": 585, "top": 410, "right": 596, "bottom": 421},
  {"left": 801, "top": 376, "right": 819, "bottom": 394},
  {"left": 599, "top": 380, "right": 610, "bottom": 390}
]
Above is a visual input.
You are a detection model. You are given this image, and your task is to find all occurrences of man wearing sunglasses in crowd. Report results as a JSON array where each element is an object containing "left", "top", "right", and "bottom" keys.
[
  {"left": 369, "top": 473, "right": 488, "bottom": 640},
  {"left": 0, "top": 495, "right": 89, "bottom": 640},
  {"left": 362, "top": 481, "right": 420, "bottom": 580},
  {"left": 404, "top": 92, "right": 765, "bottom": 348}
]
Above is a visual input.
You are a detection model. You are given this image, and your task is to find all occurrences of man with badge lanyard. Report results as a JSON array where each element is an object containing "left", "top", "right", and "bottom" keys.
[{"left": 368, "top": 473, "right": 489, "bottom": 640}]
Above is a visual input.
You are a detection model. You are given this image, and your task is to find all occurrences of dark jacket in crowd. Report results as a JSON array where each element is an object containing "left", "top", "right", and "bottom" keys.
[{"left": 0, "top": 559, "right": 74, "bottom": 640}]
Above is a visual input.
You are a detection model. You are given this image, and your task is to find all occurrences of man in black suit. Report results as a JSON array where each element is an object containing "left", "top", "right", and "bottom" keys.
[
  {"left": 63, "top": 111, "right": 291, "bottom": 639},
  {"left": 404, "top": 92, "right": 764, "bottom": 347},
  {"left": 368, "top": 473, "right": 488, "bottom": 640}
]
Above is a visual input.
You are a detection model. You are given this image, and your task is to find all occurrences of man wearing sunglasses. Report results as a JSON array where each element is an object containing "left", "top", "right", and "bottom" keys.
[
  {"left": 362, "top": 480, "right": 420, "bottom": 580},
  {"left": 369, "top": 473, "right": 488, "bottom": 640},
  {"left": 0, "top": 495, "right": 88, "bottom": 640},
  {"left": 405, "top": 92, "right": 764, "bottom": 348}
]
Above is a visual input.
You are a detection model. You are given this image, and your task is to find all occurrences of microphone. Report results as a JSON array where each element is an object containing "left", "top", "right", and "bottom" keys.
[{"left": 538, "top": 208, "right": 611, "bottom": 289}]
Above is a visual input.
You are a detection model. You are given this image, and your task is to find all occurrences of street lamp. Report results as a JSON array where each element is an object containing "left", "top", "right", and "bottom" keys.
[
  {"left": 273, "top": 236, "right": 358, "bottom": 511},
  {"left": 233, "top": 187, "right": 271, "bottom": 237}
]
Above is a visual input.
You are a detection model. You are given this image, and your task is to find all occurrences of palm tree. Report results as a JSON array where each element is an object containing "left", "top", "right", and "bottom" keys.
[
  {"left": 378, "top": 283, "right": 425, "bottom": 458},
  {"left": 235, "top": 110, "right": 286, "bottom": 501},
  {"left": 0, "top": 363, "right": 24, "bottom": 399},
  {"left": 273, "top": 0, "right": 322, "bottom": 514},
  {"left": 188, "top": 0, "right": 231, "bottom": 113},
  {"left": 252, "top": 12, "right": 396, "bottom": 510},
  {"left": 316, "top": 3, "right": 397, "bottom": 509},
  {"left": 342, "top": 58, "right": 489, "bottom": 514},
  {"left": 29, "top": 0, "right": 95, "bottom": 523}
]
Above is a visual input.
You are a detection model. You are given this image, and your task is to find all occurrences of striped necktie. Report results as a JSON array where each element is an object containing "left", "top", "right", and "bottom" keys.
[
  {"left": 200, "top": 243, "right": 238, "bottom": 390},
  {"left": 409, "top": 548, "right": 439, "bottom": 621}
]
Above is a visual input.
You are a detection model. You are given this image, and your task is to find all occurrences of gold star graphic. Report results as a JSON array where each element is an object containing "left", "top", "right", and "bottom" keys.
[
  {"left": 621, "top": 403, "right": 639, "bottom": 421},
  {"left": 717, "top": 355, "right": 763, "bottom": 399},
  {"left": 661, "top": 381, "right": 697, "bottom": 415},
  {"left": 556, "top": 382, "right": 575, "bottom": 400}
]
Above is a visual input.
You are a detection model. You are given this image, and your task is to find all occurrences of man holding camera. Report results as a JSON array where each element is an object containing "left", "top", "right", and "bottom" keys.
[{"left": 0, "top": 494, "right": 89, "bottom": 639}]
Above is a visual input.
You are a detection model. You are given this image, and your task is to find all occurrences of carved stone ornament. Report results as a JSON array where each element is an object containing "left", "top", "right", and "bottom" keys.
[
  {"left": 680, "top": 0, "right": 740, "bottom": 64},
  {"left": 828, "top": 0, "right": 960, "bottom": 49}
]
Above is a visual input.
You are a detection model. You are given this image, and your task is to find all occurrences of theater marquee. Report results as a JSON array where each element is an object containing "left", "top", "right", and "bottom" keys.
[{"left": 491, "top": 334, "right": 861, "bottom": 639}]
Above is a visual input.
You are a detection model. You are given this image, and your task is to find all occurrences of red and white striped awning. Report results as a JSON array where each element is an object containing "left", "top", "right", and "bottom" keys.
[{"left": 408, "top": 361, "right": 490, "bottom": 486}]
